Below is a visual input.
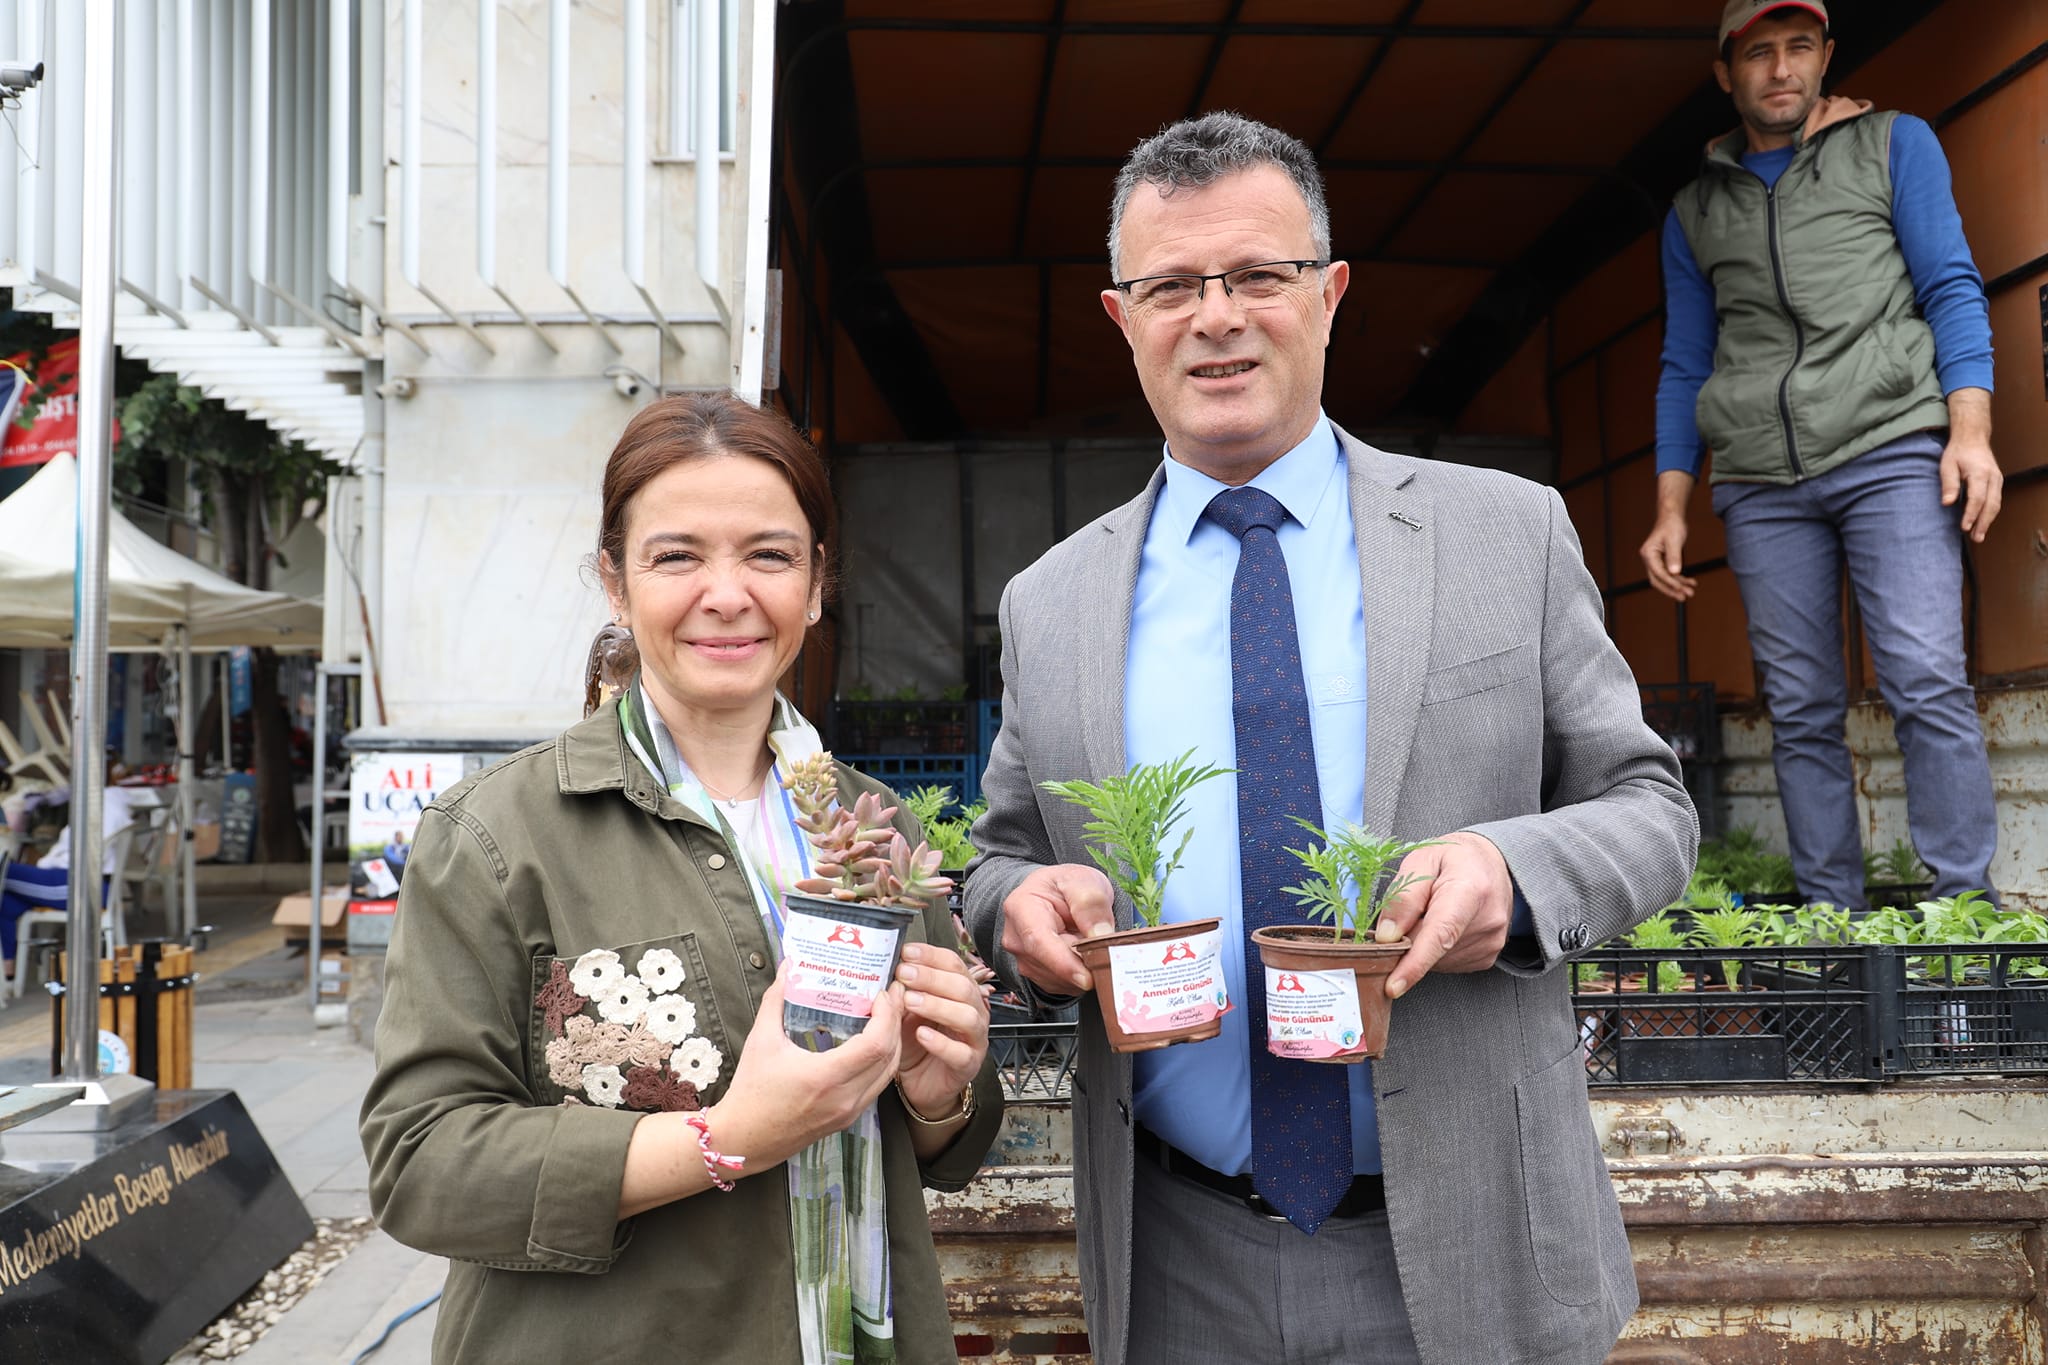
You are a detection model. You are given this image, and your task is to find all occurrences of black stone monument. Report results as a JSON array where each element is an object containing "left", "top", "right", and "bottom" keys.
[{"left": 0, "top": 1090, "right": 313, "bottom": 1363}]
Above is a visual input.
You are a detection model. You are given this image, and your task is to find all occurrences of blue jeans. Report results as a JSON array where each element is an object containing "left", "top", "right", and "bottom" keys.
[
  {"left": 1, "top": 861, "right": 69, "bottom": 961},
  {"left": 1714, "top": 432, "right": 1998, "bottom": 909}
]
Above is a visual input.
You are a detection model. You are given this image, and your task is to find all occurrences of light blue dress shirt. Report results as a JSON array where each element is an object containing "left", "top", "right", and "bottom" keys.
[{"left": 1125, "top": 415, "right": 1383, "bottom": 1176}]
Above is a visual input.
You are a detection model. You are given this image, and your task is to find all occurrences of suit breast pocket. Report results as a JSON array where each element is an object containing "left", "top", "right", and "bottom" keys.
[
  {"left": 527, "top": 933, "right": 735, "bottom": 1113},
  {"left": 1421, "top": 641, "right": 1532, "bottom": 707}
]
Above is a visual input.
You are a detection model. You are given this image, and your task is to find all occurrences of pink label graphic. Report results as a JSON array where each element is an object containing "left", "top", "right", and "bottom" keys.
[
  {"left": 1108, "top": 928, "right": 1231, "bottom": 1035},
  {"left": 1264, "top": 965, "right": 1366, "bottom": 1059},
  {"left": 783, "top": 910, "right": 901, "bottom": 1018}
]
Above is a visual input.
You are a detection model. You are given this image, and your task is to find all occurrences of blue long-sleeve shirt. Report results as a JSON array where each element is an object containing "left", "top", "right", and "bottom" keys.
[{"left": 1656, "top": 114, "right": 1994, "bottom": 479}]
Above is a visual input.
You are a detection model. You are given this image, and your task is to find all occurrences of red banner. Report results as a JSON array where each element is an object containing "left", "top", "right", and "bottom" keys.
[{"left": 0, "top": 338, "right": 120, "bottom": 469}]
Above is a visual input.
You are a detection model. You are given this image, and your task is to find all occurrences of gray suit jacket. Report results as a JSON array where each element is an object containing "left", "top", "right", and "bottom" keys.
[{"left": 965, "top": 426, "right": 1698, "bottom": 1365}]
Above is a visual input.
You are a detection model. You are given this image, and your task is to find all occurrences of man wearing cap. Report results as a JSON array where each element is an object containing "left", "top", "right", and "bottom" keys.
[{"left": 1642, "top": 0, "right": 2002, "bottom": 909}]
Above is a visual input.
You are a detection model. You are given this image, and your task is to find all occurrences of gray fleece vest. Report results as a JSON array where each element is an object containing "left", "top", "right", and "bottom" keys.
[{"left": 1677, "top": 108, "right": 1950, "bottom": 485}]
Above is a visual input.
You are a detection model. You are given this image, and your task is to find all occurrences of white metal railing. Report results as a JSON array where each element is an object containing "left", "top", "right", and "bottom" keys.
[
  {"left": 0, "top": 0, "right": 362, "bottom": 458},
  {"left": 0, "top": 0, "right": 762, "bottom": 451}
]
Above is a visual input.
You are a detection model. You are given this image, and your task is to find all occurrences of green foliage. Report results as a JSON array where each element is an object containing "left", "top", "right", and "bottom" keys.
[
  {"left": 1694, "top": 825, "right": 1797, "bottom": 897},
  {"left": 1667, "top": 870, "right": 1736, "bottom": 913},
  {"left": 1281, "top": 820, "right": 1440, "bottom": 943},
  {"left": 938, "top": 683, "right": 969, "bottom": 703},
  {"left": 115, "top": 373, "right": 337, "bottom": 536},
  {"left": 1625, "top": 911, "right": 1689, "bottom": 994},
  {"left": 1041, "top": 751, "right": 1232, "bottom": 927},
  {"left": 846, "top": 685, "right": 874, "bottom": 703},
  {"left": 890, "top": 685, "right": 920, "bottom": 703},
  {"left": 902, "top": 785, "right": 983, "bottom": 872}
]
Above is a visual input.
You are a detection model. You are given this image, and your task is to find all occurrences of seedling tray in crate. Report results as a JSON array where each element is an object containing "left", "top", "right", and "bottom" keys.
[
  {"left": 1871, "top": 943, "right": 2048, "bottom": 1077},
  {"left": 1572, "top": 946, "right": 1876, "bottom": 1085}
]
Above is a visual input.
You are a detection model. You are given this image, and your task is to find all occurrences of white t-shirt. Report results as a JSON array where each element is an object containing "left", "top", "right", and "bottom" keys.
[{"left": 42, "top": 787, "right": 148, "bottom": 874}]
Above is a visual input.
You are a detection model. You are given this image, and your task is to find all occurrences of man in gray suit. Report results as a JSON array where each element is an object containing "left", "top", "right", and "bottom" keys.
[{"left": 965, "top": 112, "right": 1697, "bottom": 1365}]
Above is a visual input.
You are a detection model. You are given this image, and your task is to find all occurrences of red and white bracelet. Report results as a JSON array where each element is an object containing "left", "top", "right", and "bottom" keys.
[{"left": 685, "top": 1111, "right": 744, "bottom": 1192}]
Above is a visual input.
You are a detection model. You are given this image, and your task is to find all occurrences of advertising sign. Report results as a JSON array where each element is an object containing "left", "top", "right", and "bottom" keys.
[
  {"left": 0, "top": 340, "right": 120, "bottom": 469},
  {"left": 347, "top": 752, "right": 467, "bottom": 898}
]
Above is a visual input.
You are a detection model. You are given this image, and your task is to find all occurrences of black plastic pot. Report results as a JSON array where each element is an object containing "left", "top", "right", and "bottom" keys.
[{"left": 781, "top": 892, "right": 918, "bottom": 1051}]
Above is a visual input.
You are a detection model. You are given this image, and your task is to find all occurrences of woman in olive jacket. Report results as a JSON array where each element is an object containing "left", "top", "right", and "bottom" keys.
[{"left": 360, "top": 392, "right": 1003, "bottom": 1363}]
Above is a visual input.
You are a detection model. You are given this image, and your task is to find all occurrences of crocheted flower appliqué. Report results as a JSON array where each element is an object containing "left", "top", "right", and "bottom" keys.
[
  {"left": 581, "top": 1063, "right": 628, "bottom": 1108},
  {"left": 569, "top": 949, "right": 626, "bottom": 998},
  {"left": 542, "top": 945, "right": 723, "bottom": 1112},
  {"left": 537, "top": 960, "right": 583, "bottom": 1038},
  {"left": 637, "top": 947, "right": 687, "bottom": 994},
  {"left": 641, "top": 994, "right": 699, "bottom": 1046},
  {"left": 594, "top": 974, "right": 652, "bottom": 1025},
  {"left": 621, "top": 1066, "right": 702, "bottom": 1112},
  {"left": 670, "top": 1036, "right": 724, "bottom": 1089}
]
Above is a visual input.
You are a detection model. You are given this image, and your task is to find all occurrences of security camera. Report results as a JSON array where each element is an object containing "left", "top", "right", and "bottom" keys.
[
  {"left": 377, "top": 375, "right": 416, "bottom": 400},
  {"left": 603, "top": 364, "right": 653, "bottom": 399},
  {"left": 0, "top": 62, "right": 42, "bottom": 96}
]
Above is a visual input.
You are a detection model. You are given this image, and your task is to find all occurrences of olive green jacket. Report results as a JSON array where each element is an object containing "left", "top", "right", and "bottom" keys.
[
  {"left": 359, "top": 703, "right": 1004, "bottom": 1364},
  {"left": 1677, "top": 98, "right": 1950, "bottom": 485}
]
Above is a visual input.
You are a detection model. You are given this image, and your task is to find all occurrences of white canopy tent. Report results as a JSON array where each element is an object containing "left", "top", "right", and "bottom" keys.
[
  {"left": 0, "top": 454, "right": 321, "bottom": 649},
  {"left": 0, "top": 453, "right": 324, "bottom": 938}
]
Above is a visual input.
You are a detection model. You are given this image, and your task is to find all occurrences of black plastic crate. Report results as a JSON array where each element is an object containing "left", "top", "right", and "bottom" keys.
[
  {"left": 830, "top": 700, "right": 974, "bottom": 755},
  {"left": 1872, "top": 944, "right": 2048, "bottom": 1077},
  {"left": 841, "top": 753, "right": 979, "bottom": 810},
  {"left": 1572, "top": 946, "right": 1876, "bottom": 1085},
  {"left": 989, "top": 1021, "right": 1078, "bottom": 1102},
  {"left": 1639, "top": 682, "right": 1719, "bottom": 763}
]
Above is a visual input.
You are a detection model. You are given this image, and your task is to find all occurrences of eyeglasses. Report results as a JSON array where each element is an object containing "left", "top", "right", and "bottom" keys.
[{"left": 1113, "top": 259, "right": 1330, "bottom": 316}]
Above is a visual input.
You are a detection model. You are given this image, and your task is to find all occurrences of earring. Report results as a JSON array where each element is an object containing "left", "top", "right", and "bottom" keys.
[{"left": 808, "top": 610, "right": 819, "bottom": 622}]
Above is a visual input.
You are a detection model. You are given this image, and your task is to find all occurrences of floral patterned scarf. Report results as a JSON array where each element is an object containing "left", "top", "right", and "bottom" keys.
[{"left": 619, "top": 687, "right": 896, "bottom": 1365}]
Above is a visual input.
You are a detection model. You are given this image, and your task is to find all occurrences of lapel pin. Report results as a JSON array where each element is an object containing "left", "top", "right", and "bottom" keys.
[{"left": 1388, "top": 511, "right": 1422, "bottom": 531}]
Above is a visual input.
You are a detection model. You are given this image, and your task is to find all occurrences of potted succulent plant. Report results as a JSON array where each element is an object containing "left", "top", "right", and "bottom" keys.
[
  {"left": 780, "top": 754, "right": 953, "bottom": 1051},
  {"left": 1250, "top": 822, "right": 1437, "bottom": 1063},
  {"left": 1041, "top": 751, "right": 1233, "bottom": 1053}
]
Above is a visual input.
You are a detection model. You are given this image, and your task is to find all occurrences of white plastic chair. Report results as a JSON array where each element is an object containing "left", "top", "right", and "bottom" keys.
[
  {"left": 7, "top": 824, "right": 137, "bottom": 999},
  {"left": 115, "top": 804, "right": 177, "bottom": 923},
  {"left": 0, "top": 712, "right": 67, "bottom": 786}
]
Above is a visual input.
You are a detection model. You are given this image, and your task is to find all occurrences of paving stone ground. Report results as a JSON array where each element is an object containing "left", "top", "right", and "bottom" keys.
[{"left": 0, "top": 884, "right": 445, "bottom": 1362}]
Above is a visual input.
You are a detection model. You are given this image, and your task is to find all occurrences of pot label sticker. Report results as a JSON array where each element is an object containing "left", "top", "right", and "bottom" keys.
[
  {"left": 783, "top": 910, "right": 900, "bottom": 1018},
  {"left": 1108, "top": 928, "right": 1232, "bottom": 1035},
  {"left": 1264, "top": 966, "right": 1366, "bottom": 1059}
]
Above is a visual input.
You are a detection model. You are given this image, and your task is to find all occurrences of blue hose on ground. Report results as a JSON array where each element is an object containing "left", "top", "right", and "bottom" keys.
[{"left": 346, "top": 1290, "right": 441, "bottom": 1364}]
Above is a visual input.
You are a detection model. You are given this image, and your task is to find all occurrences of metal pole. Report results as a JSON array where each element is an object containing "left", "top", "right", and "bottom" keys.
[
  {"left": 219, "top": 653, "right": 231, "bottom": 764},
  {"left": 65, "top": 0, "right": 119, "bottom": 1084},
  {"left": 308, "top": 662, "right": 326, "bottom": 1009},
  {"left": 177, "top": 624, "right": 196, "bottom": 941}
]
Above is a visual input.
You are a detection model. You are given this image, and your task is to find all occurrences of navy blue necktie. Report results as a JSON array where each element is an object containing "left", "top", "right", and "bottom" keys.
[{"left": 1202, "top": 486, "right": 1353, "bottom": 1235}]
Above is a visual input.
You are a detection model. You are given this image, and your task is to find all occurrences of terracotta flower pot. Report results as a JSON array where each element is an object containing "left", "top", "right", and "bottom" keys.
[
  {"left": 780, "top": 892, "right": 918, "bottom": 1051},
  {"left": 1074, "top": 918, "right": 1230, "bottom": 1053},
  {"left": 1250, "top": 925, "right": 1409, "bottom": 1063}
]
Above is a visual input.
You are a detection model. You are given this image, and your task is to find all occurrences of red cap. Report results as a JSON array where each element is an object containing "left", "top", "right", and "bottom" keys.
[{"left": 1719, "top": 0, "right": 1829, "bottom": 49}]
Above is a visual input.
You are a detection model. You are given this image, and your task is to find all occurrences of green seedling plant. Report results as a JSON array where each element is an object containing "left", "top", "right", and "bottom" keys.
[
  {"left": 902, "top": 785, "right": 984, "bottom": 872},
  {"left": 1876, "top": 838, "right": 1929, "bottom": 887},
  {"left": 1281, "top": 820, "right": 1442, "bottom": 944},
  {"left": 1687, "top": 904, "right": 1761, "bottom": 992},
  {"left": 1753, "top": 902, "right": 1850, "bottom": 975},
  {"left": 1041, "top": 750, "right": 1232, "bottom": 928},
  {"left": 1914, "top": 890, "right": 2006, "bottom": 984},
  {"left": 1625, "top": 911, "right": 1689, "bottom": 994},
  {"left": 1983, "top": 908, "right": 2048, "bottom": 981}
]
